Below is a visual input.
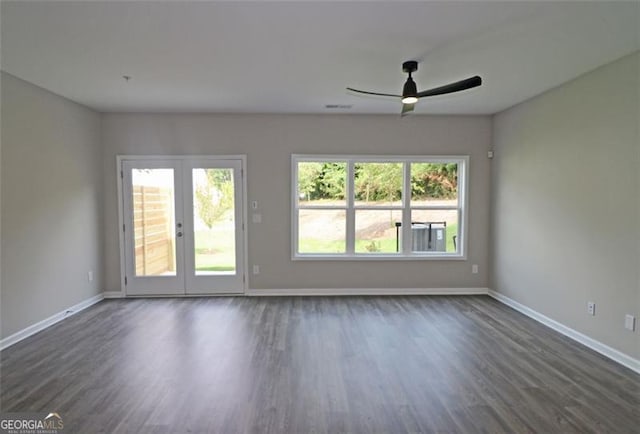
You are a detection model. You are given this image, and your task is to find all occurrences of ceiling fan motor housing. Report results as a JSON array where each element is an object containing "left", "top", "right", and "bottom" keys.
[{"left": 403, "top": 77, "right": 417, "bottom": 98}]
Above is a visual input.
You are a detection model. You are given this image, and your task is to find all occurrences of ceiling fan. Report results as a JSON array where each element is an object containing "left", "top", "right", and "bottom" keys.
[{"left": 347, "top": 60, "right": 482, "bottom": 115}]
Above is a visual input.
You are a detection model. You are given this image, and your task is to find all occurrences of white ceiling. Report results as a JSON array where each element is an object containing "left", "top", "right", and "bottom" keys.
[{"left": 1, "top": 1, "right": 638, "bottom": 115}]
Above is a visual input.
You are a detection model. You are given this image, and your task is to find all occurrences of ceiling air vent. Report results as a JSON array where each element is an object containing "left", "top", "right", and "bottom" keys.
[{"left": 325, "top": 104, "right": 353, "bottom": 109}]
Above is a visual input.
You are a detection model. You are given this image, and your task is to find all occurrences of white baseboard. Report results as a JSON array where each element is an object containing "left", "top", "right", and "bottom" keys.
[
  {"left": 104, "top": 289, "right": 489, "bottom": 298},
  {"left": 488, "top": 289, "right": 640, "bottom": 375},
  {"left": 246, "top": 287, "right": 489, "bottom": 296},
  {"left": 0, "top": 293, "right": 104, "bottom": 351}
]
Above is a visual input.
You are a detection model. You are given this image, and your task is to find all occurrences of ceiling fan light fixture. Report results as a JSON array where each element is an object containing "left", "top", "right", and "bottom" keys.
[{"left": 401, "top": 96, "right": 418, "bottom": 104}]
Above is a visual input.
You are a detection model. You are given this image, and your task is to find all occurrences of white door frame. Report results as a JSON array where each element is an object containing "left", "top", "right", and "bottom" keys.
[{"left": 116, "top": 155, "right": 248, "bottom": 297}]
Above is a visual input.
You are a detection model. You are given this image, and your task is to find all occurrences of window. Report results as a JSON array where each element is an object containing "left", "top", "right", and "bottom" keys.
[{"left": 292, "top": 155, "right": 468, "bottom": 259}]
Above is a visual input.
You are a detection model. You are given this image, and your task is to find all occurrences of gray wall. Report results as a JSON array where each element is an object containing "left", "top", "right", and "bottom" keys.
[
  {"left": 491, "top": 52, "right": 640, "bottom": 358},
  {"left": 102, "top": 114, "right": 492, "bottom": 292},
  {"left": 1, "top": 72, "right": 103, "bottom": 339}
]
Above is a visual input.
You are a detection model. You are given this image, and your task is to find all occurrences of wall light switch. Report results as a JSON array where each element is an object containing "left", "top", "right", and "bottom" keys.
[
  {"left": 587, "top": 302, "right": 596, "bottom": 316},
  {"left": 87, "top": 271, "right": 94, "bottom": 282},
  {"left": 253, "top": 265, "right": 260, "bottom": 275},
  {"left": 252, "top": 213, "right": 262, "bottom": 223},
  {"left": 472, "top": 264, "right": 479, "bottom": 274},
  {"left": 625, "top": 314, "right": 636, "bottom": 331},
  {"left": 252, "top": 201, "right": 258, "bottom": 210}
]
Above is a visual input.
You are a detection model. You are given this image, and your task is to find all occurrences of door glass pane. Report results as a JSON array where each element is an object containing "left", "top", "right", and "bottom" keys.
[
  {"left": 410, "top": 210, "right": 459, "bottom": 253},
  {"left": 193, "top": 168, "right": 236, "bottom": 275},
  {"left": 132, "top": 168, "right": 177, "bottom": 276},
  {"left": 355, "top": 209, "right": 402, "bottom": 253},
  {"left": 298, "top": 209, "right": 346, "bottom": 253}
]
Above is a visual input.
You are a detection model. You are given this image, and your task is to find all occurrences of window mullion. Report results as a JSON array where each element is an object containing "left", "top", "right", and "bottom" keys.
[
  {"left": 346, "top": 160, "right": 355, "bottom": 254},
  {"left": 402, "top": 161, "right": 412, "bottom": 255}
]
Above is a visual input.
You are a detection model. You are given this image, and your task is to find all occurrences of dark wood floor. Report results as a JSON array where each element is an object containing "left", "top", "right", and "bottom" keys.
[{"left": 1, "top": 296, "right": 638, "bottom": 433}]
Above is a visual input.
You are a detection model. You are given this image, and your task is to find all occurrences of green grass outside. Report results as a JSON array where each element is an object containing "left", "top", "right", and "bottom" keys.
[
  {"left": 194, "top": 229, "right": 236, "bottom": 271},
  {"left": 299, "top": 223, "right": 458, "bottom": 254},
  {"left": 195, "top": 265, "right": 236, "bottom": 272}
]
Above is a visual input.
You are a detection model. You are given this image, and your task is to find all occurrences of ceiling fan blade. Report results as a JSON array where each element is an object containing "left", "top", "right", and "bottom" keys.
[
  {"left": 347, "top": 87, "right": 401, "bottom": 98},
  {"left": 416, "top": 76, "right": 482, "bottom": 98},
  {"left": 401, "top": 103, "right": 415, "bottom": 116}
]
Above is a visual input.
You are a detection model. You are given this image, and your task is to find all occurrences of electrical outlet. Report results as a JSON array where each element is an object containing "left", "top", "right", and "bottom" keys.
[
  {"left": 625, "top": 314, "right": 636, "bottom": 331},
  {"left": 587, "top": 302, "right": 596, "bottom": 316},
  {"left": 472, "top": 264, "right": 478, "bottom": 274},
  {"left": 87, "top": 270, "right": 94, "bottom": 282},
  {"left": 253, "top": 265, "right": 260, "bottom": 275}
]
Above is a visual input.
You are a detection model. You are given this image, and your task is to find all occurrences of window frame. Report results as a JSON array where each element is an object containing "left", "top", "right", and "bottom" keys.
[{"left": 291, "top": 154, "right": 469, "bottom": 260}]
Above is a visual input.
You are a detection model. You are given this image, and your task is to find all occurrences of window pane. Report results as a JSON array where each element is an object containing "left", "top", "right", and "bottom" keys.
[
  {"left": 297, "top": 162, "right": 346, "bottom": 206},
  {"left": 410, "top": 210, "right": 459, "bottom": 253},
  {"left": 411, "top": 163, "right": 458, "bottom": 205},
  {"left": 298, "top": 209, "right": 346, "bottom": 253},
  {"left": 192, "top": 168, "right": 236, "bottom": 275},
  {"left": 355, "top": 210, "right": 402, "bottom": 253},
  {"left": 354, "top": 162, "right": 403, "bottom": 206},
  {"left": 132, "top": 168, "right": 176, "bottom": 276}
]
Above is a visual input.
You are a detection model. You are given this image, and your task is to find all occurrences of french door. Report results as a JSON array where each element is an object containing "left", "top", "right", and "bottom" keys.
[{"left": 121, "top": 157, "right": 245, "bottom": 295}]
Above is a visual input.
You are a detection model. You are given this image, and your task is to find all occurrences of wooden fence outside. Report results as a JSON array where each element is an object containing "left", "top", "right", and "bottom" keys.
[{"left": 133, "top": 186, "right": 175, "bottom": 276}]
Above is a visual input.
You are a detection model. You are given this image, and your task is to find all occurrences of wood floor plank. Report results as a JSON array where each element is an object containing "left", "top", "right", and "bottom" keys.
[{"left": 1, "top": 295, "right": 638, "bottom": 433}]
